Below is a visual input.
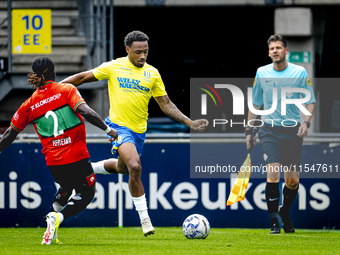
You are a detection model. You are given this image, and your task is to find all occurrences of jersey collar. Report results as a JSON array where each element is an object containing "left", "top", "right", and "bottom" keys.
[
  {"left": 38, "top": 80, "right": 54, "bottom": 90},
  {"left": 125, "top": 56, "right": 145, "bottom": 69},
  {"left": 272, "top": 62, "right": 289, "bottom": 72},
  {"left": 44, "top": 80, "right": 54, "bottom": 85}
]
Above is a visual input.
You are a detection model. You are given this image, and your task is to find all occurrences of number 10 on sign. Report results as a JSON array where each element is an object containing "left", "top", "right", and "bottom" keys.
[{"left": 12, "top": 9, "right": 51, "bottom": 54}]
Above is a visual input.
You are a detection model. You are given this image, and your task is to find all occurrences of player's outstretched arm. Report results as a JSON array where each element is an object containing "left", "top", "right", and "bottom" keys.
[
  {"left": 60, "top": 70, "right": 98, "bottom": 86},
  {"left": 0, "top": 127, "right": 20, "bottom": 152},
  {"left": 154, "top": 95, "right": 208, "bottom": 132},
  {"left": 76, "top": 103, "right": 118, "bottom": 140}
]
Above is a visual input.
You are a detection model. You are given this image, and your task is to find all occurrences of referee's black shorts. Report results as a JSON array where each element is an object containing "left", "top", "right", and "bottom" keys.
[{"left": 258, "top": 123, "right": 303, "bottom": 169}]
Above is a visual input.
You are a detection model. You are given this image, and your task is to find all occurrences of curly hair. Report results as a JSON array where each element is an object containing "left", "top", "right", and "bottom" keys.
[
  {"left": 124, "top": 31, "right": 149, "bottom": 47},
  {"left": 27, "top": 57, "right": 55, "bottom": 89},
  {"left": 267, "top": 34, "right": 287, "bottom": 48}
]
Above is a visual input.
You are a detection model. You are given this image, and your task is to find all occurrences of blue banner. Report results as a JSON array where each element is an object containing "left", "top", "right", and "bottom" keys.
[{"left": 0, "top": 142, "right": 339, "bottom": 229}]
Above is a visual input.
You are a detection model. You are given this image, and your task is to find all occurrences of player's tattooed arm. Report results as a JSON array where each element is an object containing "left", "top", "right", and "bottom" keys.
[
  {"left": 154, "top": 95, "right": 208, "bottom": 132},
  {"left": 154, "top": 95, "right": 191, "bottom": 126}
]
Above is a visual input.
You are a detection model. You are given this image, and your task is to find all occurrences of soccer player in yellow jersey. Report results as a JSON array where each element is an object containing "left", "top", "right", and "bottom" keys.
[{"left": 61, "top": 31, "right": 208, "bottom": 236}]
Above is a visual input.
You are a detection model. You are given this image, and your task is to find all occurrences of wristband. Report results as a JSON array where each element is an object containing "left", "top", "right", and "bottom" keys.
[
  {"left": 304, "top": 121, "right": 311, "bottom": 129},
  {"left": 104, "top": 125, "right": 111, "bottom": 133},
  {"left": 245, "top": 128, "right": 252, "bottom": 136}
]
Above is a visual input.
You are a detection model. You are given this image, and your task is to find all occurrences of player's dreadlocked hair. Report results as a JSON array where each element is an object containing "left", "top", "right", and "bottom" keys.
[
  {"left": 124, "top": 30, "right": 149, "bottom": 47},
  {"left": 27, "top": 57, "right": 55, "bottom": 89},
  {"left": 267, "top": 34, "right": 287, "bottom": 48}
]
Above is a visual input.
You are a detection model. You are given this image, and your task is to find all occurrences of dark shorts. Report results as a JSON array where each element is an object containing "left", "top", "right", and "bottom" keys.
[
  {"left": 258, "top": 123, "right": 303, "bottom": 168},
  {"left": 48, "top": 158, "right": 96, "bottom": 191}
]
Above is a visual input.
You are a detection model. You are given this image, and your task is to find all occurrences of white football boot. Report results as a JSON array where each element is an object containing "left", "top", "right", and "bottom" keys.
[
  {"left": 141, "top": 217, "right": 155, "bottom": 237},
  {"left": 41, "top": 212, "right": 60, "bottom": 245}
]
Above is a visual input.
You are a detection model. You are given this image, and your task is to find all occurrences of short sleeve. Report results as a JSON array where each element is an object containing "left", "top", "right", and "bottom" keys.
[
  {"left": 10, "top": 101, "right": 30, "bottom": 132},
  {"left": 92, "top": 61, "right": 113, "bottom": 81},
  {"left": 151, "top": 71, "right": 167, "bottom": 98},
  {"left": 301, "top": 70, "right": 316, "bottom": 105},
  {"left": 65, "top": 84, "right": 86, "bottom": 111}
]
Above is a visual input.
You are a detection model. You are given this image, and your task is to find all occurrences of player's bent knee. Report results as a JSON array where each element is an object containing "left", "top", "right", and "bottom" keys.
[
  {"left": 285, "top": 179, "right": 299, "bottom": 189},
  {"left": 128, "top": 163, "right": 142, "bottom": 178}
]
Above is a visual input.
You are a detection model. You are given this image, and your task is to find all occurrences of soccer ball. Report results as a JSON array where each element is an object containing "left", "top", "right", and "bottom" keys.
[{"left": 182, "top": 214, "right": 210, "bottom": 239}]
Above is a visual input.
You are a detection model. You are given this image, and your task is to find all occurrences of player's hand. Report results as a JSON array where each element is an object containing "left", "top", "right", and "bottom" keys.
[
  {"left": 107, "top": 128, "right": 118, "bottom": 142},
  {"left": 190, "top": 119, "right": 209, "bottom": 132},
  {"left": 246, "top": 134, "right": 256, "bottom": 150},
  {"left": 297, "top": 123, "right": 308, "bottom": 138}
]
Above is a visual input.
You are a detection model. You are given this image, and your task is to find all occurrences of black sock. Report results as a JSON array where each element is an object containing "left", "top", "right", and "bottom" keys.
[
  {"left": 266, "top": 182, "right": 280, "bottom": 220},
  {"left": 60, "top": 185, "right": 95, "bottom": 221},
  {"left": 281, "top": 185, "right": 299, "bottom": 214},
  {"left": 51, "top": 188, "right": 72, "bottom": 212}
]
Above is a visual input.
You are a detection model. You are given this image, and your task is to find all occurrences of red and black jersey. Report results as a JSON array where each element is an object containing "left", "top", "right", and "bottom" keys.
[{"left": 10, "top": 81, "right": 90, "bottom": 166}]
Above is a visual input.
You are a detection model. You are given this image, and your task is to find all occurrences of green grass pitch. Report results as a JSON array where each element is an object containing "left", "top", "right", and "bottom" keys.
[{"left": 0, "top": 227, "right": 339, "bottom": 255}]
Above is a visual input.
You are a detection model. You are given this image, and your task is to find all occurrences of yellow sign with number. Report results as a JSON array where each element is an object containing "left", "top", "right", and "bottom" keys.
[{"left": 12, "top": 9, "right": 51, "bottom": 54}]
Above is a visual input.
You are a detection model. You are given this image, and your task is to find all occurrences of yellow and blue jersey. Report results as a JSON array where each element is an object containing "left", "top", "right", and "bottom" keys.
[
  {"left": 252, "top": 63, "right": 316, "bottom": 126},
  {"left": 92, "top": 56, "right": 167, "bottom": 133}
]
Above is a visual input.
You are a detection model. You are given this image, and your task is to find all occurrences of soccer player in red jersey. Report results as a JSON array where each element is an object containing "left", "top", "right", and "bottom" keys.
[{"left": 0, "top": 57, "right": 118, "bottom": 245}]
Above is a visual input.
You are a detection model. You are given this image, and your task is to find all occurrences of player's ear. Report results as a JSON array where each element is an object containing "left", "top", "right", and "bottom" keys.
[{"left": 126, "top": 46, "right": 130, "bottom": 54}]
